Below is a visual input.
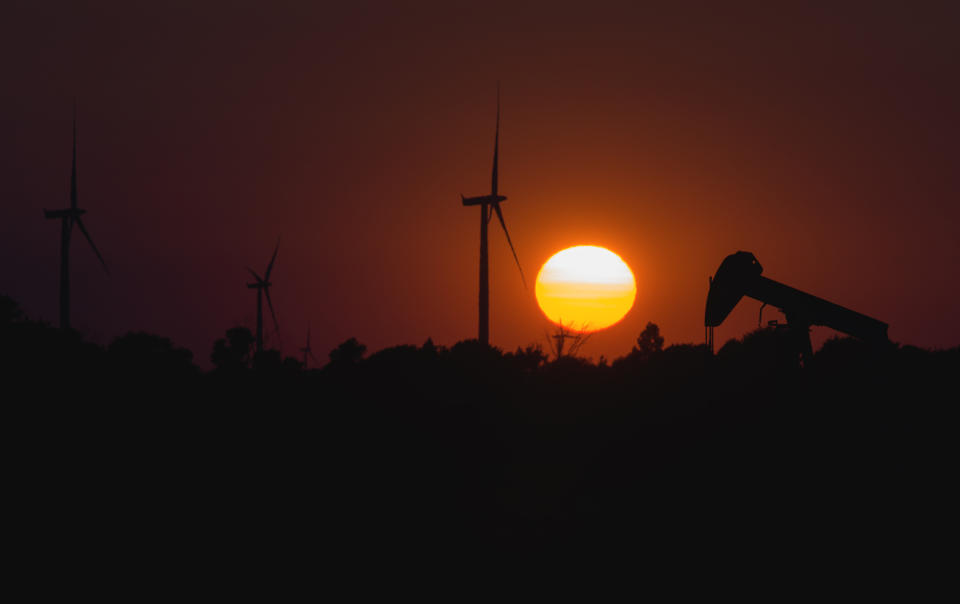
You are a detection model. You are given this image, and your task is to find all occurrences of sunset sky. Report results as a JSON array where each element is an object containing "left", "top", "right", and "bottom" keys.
[{"left": 2, "top": 1, "right": 958, "bottom": 365}]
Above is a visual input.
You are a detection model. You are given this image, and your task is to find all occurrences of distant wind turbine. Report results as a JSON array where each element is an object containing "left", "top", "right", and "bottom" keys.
[
  {"left": 300, "top": 325, "right": 320, "bottom": 368},
  {"left": 43, "top": 107, "right": 109, "bottom": 329},
  {"left": 460, "top": 85, "right": 526, "bottom": 346},
  {"left": 247, "top": 238, "right": 280, "bottom": 356}
]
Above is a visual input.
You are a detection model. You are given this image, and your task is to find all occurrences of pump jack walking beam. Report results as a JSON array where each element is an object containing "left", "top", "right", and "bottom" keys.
[{"left": 705, "top": 252, "right": 889, "bottom": 362}]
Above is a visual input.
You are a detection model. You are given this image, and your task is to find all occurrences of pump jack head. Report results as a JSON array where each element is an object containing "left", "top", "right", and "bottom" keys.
[{"left": 705, "top": 251, "right": 763, "bottom": 327}]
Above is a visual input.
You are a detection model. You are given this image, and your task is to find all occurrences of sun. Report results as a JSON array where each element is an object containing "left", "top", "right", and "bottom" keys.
[{"left": 535, "top": 245, "right": 637, "bottom": 333}]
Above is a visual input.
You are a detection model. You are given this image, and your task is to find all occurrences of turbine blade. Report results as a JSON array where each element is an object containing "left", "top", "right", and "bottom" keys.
[
  {"left": 74, "top": 216, "right": 108, "bottom": 274},
  {"left": 264, "top": 286, "right": 280, "bottom": 335},
  {"left": 265, "top": 237, "right": 280, "bottom": 280},
  {"left": 247, "top": 267, "right": 264, "bottom": 283},
  {"left": 491, "top": 83, "right": 500, "bottom": 196},
  {"left": 492, "top": 202, "right": 526, "bottom": 289},
  {"left": 71, "top": 106, "right": 78, "bottom": 210}
]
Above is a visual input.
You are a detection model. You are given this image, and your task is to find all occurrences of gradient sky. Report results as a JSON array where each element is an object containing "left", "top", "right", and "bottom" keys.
[{"left": 2, "top": 1, "right": 958, "bottom": 366}]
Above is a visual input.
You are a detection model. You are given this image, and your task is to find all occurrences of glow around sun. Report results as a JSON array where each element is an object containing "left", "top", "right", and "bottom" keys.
[{"left": 535, "top": 245, "right": 637, "bottom": 333}]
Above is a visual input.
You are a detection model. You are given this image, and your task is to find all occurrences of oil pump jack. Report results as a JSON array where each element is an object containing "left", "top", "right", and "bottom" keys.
[{"left": 705, "top": 252, "right": 890, "bottom": 364}]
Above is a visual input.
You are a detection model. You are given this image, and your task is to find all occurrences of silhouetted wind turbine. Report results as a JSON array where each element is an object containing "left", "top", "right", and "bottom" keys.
[
  {"left": 460, "top": 85, "right": 526, "bottom": 346},
  {"left": 300, "top": 325, "right": 320, "bottom": 368},
  {"left": 247, "top": 239, "right": 280, "bottom": 356},
  {"left": 43, "top": 108, "right": 109, "bottom": 329}
]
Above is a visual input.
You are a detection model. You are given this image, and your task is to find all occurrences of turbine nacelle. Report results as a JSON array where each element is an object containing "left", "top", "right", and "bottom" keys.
[
  {"left": 461, "top": 194, "right": 507, "bottom": 207},
  {"left": 43, "top": 208, "right": 87, "bottom": 219},
  {"left": 705, "top": 251, "right": 762, "bottom": 327}
]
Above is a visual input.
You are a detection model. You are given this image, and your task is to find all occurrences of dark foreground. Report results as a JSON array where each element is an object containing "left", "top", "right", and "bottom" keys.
[{"left": 4, "top": 304, "right": 956, "bottom": 581}]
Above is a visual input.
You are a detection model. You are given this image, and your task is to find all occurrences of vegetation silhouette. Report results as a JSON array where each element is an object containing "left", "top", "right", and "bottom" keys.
[
  {"left": 3, "top": 292, "right": 954, "bottom": 564},
  {"left": 633, "top": 321, "right": 665, "bottom": 359},
  {"left": 328, "top": 336, "right": 366, "bottom": 367},
  {"left": 107, "top": 332, "right": 198, "bottom": 379},
  {"left": 211, "top": 326, "right": 255, "bottom": 371}
]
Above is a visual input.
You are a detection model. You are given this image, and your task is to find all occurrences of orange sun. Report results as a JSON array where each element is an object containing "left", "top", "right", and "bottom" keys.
[{"left": 535, "top": 245, "right": 637, "bottom": 332}]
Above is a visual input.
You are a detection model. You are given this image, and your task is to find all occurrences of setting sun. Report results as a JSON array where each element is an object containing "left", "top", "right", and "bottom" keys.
[{"left": 535, "top": 245, "right": 637, "bottom": 332}]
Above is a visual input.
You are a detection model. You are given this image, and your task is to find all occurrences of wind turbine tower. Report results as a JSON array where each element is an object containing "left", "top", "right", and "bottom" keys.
[
  {"left": 43, "top": 108, "right": 109, "bottom": 329},
  {"left": 460, "top": 85, "right": 526, "bottom": 346}
]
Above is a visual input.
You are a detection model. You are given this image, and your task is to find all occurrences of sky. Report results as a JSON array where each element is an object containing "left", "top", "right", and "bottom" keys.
[{"left": 2, "top": 0, "right": 958, "bottom": 366}]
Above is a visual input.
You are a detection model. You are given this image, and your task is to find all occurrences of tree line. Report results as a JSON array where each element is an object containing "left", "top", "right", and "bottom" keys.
[{"left": 3, "top": 292, "right": 955, "bottom": 565}]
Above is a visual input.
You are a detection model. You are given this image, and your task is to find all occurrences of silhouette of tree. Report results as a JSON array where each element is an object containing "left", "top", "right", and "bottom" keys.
[
  {"left": 0, "top": 295, "right": 24, "bottom": 326},
  {"left": 816, "top": 335, "right": 871, "bottom": 361},
  {"left": 449, "top": 339, "right": 504, "bottom": 369},
  {"left": 108, "top": 331, "right": 198, "bottom": 377},
  {"left": 329, "top": 337, "right": 366, "bottom": 366},
  {"left": 635, "top": 322, "right": 664, "bottom": 358},
  {"left": 366, "top": 344, "right": 418, "bottom": 368},
  {"left": 282, "top": 356, "right": 302, "bottom": 373},
  {"left": 717, "top": 326, "right": 801, "bottom": 376},
  {"left": 211, "top": 326, "right": 255, "bottom": 371},
  {"left": 545, "top": 353, "right": 594, "bottom": 373},
  {"left": 421, "top": 338, "right": 440, "bottom": 359},
  {"left": 648, "top": 343, "right": 713, "bottom": 382},
  {"left": 506, "top": 344, "right": 548, "bottom": 373},
  {"left": 253, "top": 348, "right": 283, "bottom": 370}
]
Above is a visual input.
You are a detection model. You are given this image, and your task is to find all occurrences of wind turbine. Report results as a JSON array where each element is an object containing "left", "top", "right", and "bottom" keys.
[
  {"left": 43, "top": 108, "right": 109, "bottom": 329},
  {"left": 460, "top": 85, "right": 526, "bottom": 347},
  {"left": 300, "top": 325, "right": 320, "bottom": 368},
  {"left": 247, "top": 239, "right": 280, "bottom": 356}
]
